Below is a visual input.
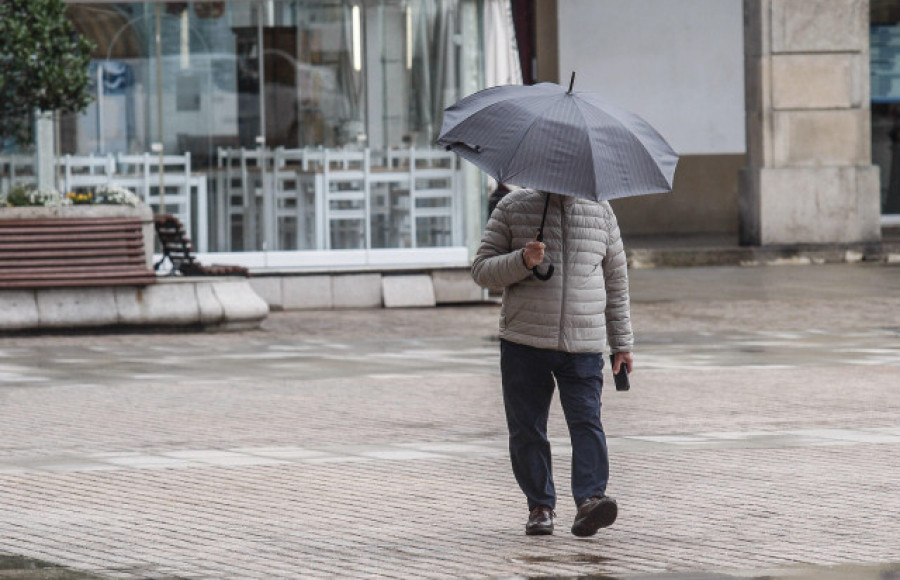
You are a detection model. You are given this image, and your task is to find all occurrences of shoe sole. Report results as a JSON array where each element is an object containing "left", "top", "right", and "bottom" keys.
[
  {"left": 571, "top": 499, "right": 617, "bottom": 537},
  {"left": 525, "top": 525, "right": 554, "bottom": 536}
]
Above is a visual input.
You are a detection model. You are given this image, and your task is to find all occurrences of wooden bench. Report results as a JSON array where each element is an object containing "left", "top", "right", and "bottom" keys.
[
  {"left": 0, "top": 217, "right": 157, "bottom": 288},
  {"left": 154, "top": 214, "right": 249, "bottom": 277}
]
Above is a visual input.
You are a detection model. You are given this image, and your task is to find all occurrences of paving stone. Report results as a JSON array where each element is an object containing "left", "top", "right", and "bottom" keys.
[{"left": 0, "top": 265, "right": 897, "bottom": 578}]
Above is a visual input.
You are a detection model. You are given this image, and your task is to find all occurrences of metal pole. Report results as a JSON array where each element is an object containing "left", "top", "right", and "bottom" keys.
[
  {"left": 256, "top": 5, "right": 267, "bottom": 251},
  {"left": 54, "top": 111, "right": 62, "bottom": 193},
  {"left": 97, "top": 64, "right": 105, "bottom": 154},
  {"left": 155, "top": 3, "right": 165, "bottom": 216},
  {"left": 257, "top": 6, "right": 265, "bottom": 145}
]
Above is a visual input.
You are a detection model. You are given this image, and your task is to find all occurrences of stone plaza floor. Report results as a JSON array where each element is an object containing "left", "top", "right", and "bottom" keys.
[{"left": 0, "top": 263, "right": 898, "bottom": 579}]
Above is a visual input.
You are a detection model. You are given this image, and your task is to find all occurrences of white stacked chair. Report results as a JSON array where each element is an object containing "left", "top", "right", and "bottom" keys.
[
  {"left": 115, "top": 152, "right": 193, "bottom": 246},
  {"left": 0, "top": 154, "right": 36, "bottom": 194},
  {"left": 386, "top": 148, "right": 457, "bottom": 248},
  {"left": 367, "top": 149, "right": 410, "bottom": 248},
  {"left": 410, "top": 148, "right": 457, "bottom": 247},
  {"left": 217, "top": 147, "right": 267, "bottom": 251},
  {"left": 271, "top": 148, "right": 323, "bottom": 250},
  {"left": 322, "top": 149, "right": 370, "bottom": 250},
  {"left": 217, "top": 148, "right": 245, "bottom": 251},
  {"left": 58, "top": 154, "right": 116, "bottom": 194}
]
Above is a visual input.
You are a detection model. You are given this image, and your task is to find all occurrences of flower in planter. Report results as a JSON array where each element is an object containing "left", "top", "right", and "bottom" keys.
[
  {"left": 95, "top": 185, "right": 142, "bottom": 207},
  {"left": 3, "top": 184, "right": 143, "bottom": 208},
  {"left": 66, "top": 190, "right": 95, "bottom": 205},
  {"left": 2, "top": 184, "right": 72, "bottom": 207}
]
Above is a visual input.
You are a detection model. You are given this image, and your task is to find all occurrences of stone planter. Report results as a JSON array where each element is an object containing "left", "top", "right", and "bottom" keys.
[
  {"left": 0, "top": 204, "right": 269, "bottom": 331},
  {"left": 0, "top": 204, "right": 155, "bottom": 268}
]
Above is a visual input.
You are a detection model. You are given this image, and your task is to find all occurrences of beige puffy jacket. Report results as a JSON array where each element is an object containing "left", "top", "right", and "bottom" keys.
[{"left": 472, "top": 188, "right": 633, "bottom": 354}]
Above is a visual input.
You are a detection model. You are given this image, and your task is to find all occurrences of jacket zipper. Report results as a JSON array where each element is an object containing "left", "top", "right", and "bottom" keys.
[{"left": 557, "top": 196, "right": 567, "bottom": 351}]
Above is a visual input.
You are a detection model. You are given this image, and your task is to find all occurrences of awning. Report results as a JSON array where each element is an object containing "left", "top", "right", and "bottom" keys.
[{"left": 65, "top": 4, "right": 144, "bottom": 60}]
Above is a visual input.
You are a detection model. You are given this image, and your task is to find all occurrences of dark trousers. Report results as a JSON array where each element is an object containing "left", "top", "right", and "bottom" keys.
[{"left": 500, "top": 339, "right": 609, "bottom": 510}]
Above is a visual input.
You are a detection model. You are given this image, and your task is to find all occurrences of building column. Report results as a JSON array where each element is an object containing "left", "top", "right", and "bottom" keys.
[{"left": 740, "top": 0, "right": 881, "bottom": 245}]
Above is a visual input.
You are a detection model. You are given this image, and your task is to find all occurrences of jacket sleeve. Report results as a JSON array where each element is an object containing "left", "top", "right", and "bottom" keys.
[
  {"left": 602, "top": 206, "right": 634, "bottom": 353},
  {"left": 471, "top": 201, "right": 533, "bottom": 290}
]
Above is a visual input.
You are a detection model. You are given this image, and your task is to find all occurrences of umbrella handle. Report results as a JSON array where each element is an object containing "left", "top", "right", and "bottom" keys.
[
  {"left": 532, "top": 192, "right": 554, "bottom": 281},
  {"left": 532, "top": 263, "right": 554, "bottom": 281}
]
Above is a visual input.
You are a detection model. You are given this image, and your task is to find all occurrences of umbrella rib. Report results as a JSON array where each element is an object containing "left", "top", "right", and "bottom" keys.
[
  {"left": 567, "top": 97, "right": 604, "bottom": 194},
  {"left": 572, "top": 97, "right": 671, "bottom": 191},
  {"left": 495, "top": 95, "right": 565, "bottom": 185}
]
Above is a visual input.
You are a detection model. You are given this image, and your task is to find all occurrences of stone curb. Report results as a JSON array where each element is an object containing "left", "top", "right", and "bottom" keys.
[
  {"left": 627, "top": 240, "right": 900, "bottom": 268},
  {"left": 0, "top": 277, "right": 268, "bottom": 332}
]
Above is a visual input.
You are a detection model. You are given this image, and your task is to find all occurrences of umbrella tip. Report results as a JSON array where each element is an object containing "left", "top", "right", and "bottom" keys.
[{"left": 567, "top": 72, "right": 576, "bottom": 94}]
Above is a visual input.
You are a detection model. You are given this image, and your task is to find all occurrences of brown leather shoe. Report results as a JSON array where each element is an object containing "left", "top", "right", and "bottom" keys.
[
  {"left": 571, "top": 496, "right": 617, "bottom": 537},
  {"left": 525, "top": 505, "right": 555, "bottom": 536}
]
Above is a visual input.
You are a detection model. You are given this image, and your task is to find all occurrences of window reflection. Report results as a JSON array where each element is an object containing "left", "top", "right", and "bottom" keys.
[
  {"left": 62, "top": 1, "right": 460, "bottom": 162},
  {"left": 7, "top": 0, "right": 474, "bottom": 255}
]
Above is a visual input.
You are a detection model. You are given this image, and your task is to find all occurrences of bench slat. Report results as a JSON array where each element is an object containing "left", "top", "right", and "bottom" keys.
[
  {"left": 0, "top": 257, "right": 144, "bottom": 268},
  {"left": 0, "top": 240, "right": 144, "bottom": 252},
  {"left": 0, "top": 218, "right": 143, "bottom": 228},
  {"left": 0, "top": 248, "right": 145, "bottom": 260},
  {"left": 0, "top": 266, "right": 151, "bottom": 277},
  {"left": 0, "top": 226, "right": 144, "bottom": 233},
  {"left": 0, "top": 232, "right": 144, "bottom": 243},
  {"left": 0, "top": 259, "right": 146, "bottom": 270}
]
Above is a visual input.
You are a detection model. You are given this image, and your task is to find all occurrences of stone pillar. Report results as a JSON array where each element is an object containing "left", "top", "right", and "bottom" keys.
[{"left": 740, "top": 0, "right": 881, "bottom": 245}]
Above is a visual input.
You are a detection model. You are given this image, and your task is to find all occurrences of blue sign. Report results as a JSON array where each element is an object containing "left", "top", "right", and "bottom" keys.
[{"left": 89, "top": 61, "right": 134, "bottom": 96}]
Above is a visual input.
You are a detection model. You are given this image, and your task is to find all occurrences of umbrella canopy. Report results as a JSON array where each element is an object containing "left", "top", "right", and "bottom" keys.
[{"left": 436, "top": 76, "right": 678, "bottom": 201}]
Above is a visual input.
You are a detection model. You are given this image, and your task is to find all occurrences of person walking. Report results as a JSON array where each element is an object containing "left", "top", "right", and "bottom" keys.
[
  {"left": 439, "top": 75, "right": 673, "bottom": 536},
  {"left": 471, "top": 188, "right": 634, "bottom": 537}
]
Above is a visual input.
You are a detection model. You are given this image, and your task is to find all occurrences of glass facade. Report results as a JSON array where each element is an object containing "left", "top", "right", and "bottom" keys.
[
  {"left": 64, "top": 1, "right": 472, "bottom": 156},
  {"left": 1, "top": 0, "right": 482, "bottom": 256},
  {"left": 871, "top": 1, "right": 900, "bottom": 220}
]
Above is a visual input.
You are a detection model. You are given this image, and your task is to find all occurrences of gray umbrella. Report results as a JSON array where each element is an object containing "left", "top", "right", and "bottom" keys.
[
  {"left": 436, "top": 73, "right": 678, "bottom": 280},
  {"left": 437, "top": 73, "right": 678, "bottom": 200}
]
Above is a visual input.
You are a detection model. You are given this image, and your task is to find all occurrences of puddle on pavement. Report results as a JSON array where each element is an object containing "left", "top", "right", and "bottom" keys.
[
  {"left": 523, "top": 575, "right": 620, "bottom": 580},
  {"left": 514, "top": 554, "right": 612, "bottom": 566},
  {"left": 507, "top": 559, "right": 900, "bottom": 580},
  {"left": 0, "top": 554, "right": 104, "bottom": 579},
  {"left": 510, "top": 553, "right": 620, "bottom": 579}
]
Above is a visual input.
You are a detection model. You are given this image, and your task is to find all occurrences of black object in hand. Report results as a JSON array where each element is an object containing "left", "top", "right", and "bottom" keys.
[{"left": 610, "top": 355, "right": 630, "bottom": 391}]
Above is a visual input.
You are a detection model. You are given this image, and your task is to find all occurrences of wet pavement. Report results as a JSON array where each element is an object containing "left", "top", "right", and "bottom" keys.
[
  {"left": 0, "top": 553, "right": 103, "bottom": 578},
  {"left": 0, "top": 263, "right": 898, "bottom": 579}
]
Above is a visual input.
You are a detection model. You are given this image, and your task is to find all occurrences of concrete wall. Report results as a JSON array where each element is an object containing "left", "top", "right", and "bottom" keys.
[
  {"left": 612, "top": 154, "right": 744, "bottom": 236},
  {"left": 533, "top": 0, "right": 746, "bottom": 236},
  {"left": 535, "top": 0, "right": 746, "bottom": 236},
  {"left": 556, "top": 0, "right": 745, "bottom": 156}
]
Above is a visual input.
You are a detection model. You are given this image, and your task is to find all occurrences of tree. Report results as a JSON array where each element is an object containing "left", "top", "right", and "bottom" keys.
[{"left": 0, "top": 0, "right": 94, "bottom": 147}]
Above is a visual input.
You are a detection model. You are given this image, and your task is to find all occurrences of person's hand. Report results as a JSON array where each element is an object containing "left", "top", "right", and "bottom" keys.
[
  {"left": 523, "top": 235, "right": 545, "bottom": 269},
  {"left": 613, "top": 351, "right": 633, "bottom": 375}
]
